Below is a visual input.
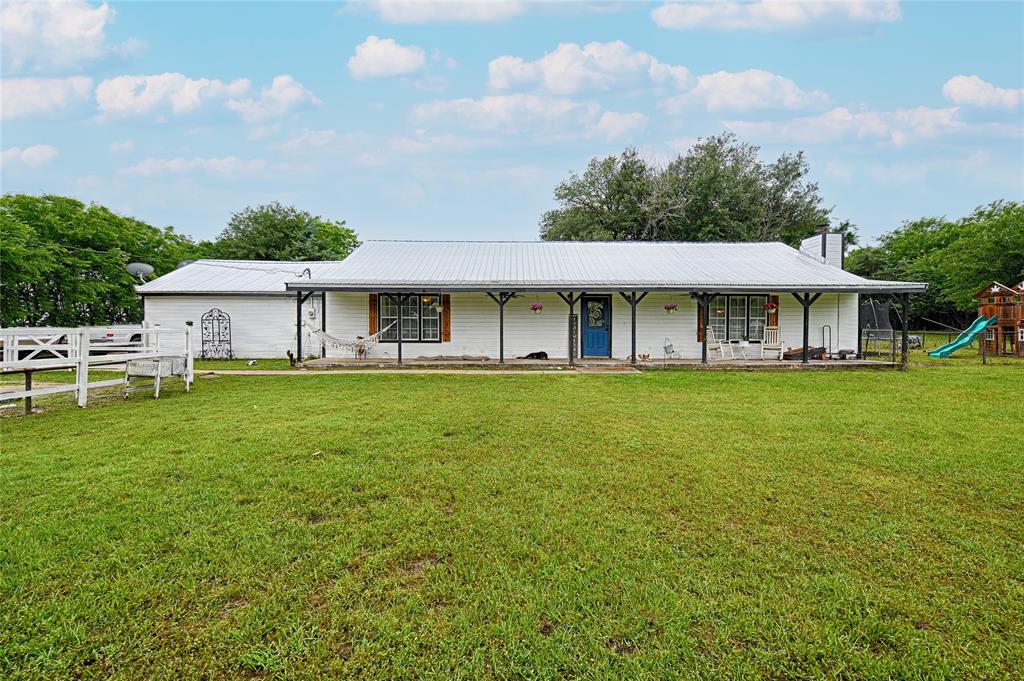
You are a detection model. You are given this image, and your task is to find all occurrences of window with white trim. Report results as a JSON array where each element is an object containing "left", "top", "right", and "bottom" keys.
[
  {"left": 709, "top": 295, "right": 770, "bottom": 341},
  {"left": 748, "top": 296, "right": 768, "bottom": 341},
  {"left": 378, "top": 294, "right": 441, "bottom": 343},
  {"left": 708, "top": 297, "right": 728, "bottom": 341}
]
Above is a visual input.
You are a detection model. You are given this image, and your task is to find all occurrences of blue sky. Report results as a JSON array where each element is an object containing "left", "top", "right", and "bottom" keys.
[{"left": 2, "top": 1, "right": 1022, "bottom": 244}]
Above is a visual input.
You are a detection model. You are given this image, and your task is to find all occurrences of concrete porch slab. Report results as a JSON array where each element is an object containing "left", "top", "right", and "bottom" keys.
[{"left": 298, "top": 356, "right": 897, "bottom": 371}]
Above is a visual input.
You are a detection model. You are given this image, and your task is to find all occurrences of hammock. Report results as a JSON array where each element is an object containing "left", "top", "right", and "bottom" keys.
[{"left": 309, "top": 322, "right": 396, "bottom": 358}]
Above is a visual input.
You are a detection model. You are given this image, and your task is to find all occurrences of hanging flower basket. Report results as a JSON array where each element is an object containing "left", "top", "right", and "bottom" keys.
[
  {"left": 531, "top": 303, "right": 544, "bottom": 315},
  {"left": 664, "top": 303, "right": 678, "bottom": 314},
  {"left": 763, "top": 302, "right": 779, "bottom": 311}
]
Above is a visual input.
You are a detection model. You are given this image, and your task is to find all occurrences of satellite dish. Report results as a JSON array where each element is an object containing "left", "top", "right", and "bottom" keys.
[
  {"left": 176, "top": 260, "right": 196, "bottom": 269},
  {"left": 126, "top": 262, "right": 155, "bottom": 281}
]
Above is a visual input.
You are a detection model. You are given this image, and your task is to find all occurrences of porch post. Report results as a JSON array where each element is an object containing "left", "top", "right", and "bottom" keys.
[
  {"left": 296, "top": 291, "right": 315, "bottom": 361},
  {"left": 557, "top": 292, "right": 582, "bottom": 365},
  {"left": 631, "top": 293, "right": 637, "bottom": 364},
  {"left": 791, "top": 292, "right": 823, "bottom": 364},
  {"left": 321, "top": 292, "right": 327, "bottom": 358},
  {"left": 486, "top": 292, "right": 514, "bottom": 364},
  {"left": 802, "top": 293, "right": 809, "bottom": 364},
  {"left": 395, "top": 293, "right": 403, "bottom": 365},
  {"left": 691, "top": 292, "right": 712, "bottom": 364},
  {"left": 570, "top": 294, "right": 576, "bottom": 365},
  {"left": 900, "top": 292, "right": 910, "bottom": 369},
  {"left": 618, "top": 291, "right": 649, "bottom": 365},
  {"left": 296, "top": 290, "right": 303, "bottom": 360}
]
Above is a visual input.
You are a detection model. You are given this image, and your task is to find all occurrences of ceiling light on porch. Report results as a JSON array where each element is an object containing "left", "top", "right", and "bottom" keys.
[{"left": 422, "top": 295, "right": 443, "bottom": 312}]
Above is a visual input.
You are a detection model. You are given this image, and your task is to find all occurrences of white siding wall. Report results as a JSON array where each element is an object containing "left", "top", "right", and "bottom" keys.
[
  {"left": 325, "top": 292, "right": 859, "bottom": 360},
  {"left": 144, "top": 295, "right": 320, "bottom": 358},
  {"left": 778, "top": 293, "right": 859, "bottom": 353}
]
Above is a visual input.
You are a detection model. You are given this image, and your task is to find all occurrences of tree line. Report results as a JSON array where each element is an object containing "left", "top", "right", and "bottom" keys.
[
  {"left": 0, "top": 196, "right": 359, "bottom": 327},
  {"left": 845, "top": 201, "right": 1023, "bottom": 327}
]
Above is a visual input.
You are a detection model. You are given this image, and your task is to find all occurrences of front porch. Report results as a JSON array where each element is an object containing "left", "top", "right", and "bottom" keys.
[
  {"left": 300, "top": 355, "right": 898, "bottom": 371},
  {"left": 297, "top": 289, "right": 912, "bottom": 369}
]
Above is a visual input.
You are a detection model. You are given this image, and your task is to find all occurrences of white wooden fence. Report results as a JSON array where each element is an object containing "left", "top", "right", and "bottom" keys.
[{"left": 0, "top": 323, "right": 193, "bottom": 408}]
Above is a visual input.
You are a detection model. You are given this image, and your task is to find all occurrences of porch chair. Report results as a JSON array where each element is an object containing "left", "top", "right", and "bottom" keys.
[
  {"left": 761, "top": 326, "right": 783, "bottom": 360},
  {"left": 706, "top": 326, "right": 734, "bottom": 360}
]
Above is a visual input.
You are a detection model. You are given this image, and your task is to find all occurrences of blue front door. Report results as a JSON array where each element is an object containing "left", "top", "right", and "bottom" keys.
[{"left": 581, "top": 296, "right": 611, "bottom": 357}]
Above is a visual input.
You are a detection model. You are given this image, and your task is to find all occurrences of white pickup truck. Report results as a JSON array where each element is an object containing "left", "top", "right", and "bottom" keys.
[
  {"left": 90, "top": 325, "right": 144, "bottom": 346},
  {"left": 89, "top": 326, "right": 144, "bottom": 347}
]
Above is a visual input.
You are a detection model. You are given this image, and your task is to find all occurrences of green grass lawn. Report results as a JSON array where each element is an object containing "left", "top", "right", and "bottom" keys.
[{"left": 2, "top": 361, "right": 1022, "bottom": 679}]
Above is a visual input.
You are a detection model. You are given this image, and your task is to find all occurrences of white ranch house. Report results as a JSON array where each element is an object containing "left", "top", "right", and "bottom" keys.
[{"left": 139, "top": 235, "right": 926, "bottom": 366}]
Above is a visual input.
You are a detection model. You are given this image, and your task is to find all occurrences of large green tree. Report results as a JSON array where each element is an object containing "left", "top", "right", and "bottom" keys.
[
  {"left": 1, "top": 194, "right": 199, "bottom": 326},
  {"left": 209, "top": 202, "right": 360, "bottom": 260},
  {"left": 541, "top": 133, "right": 845, "bottom": 246},
  {"left": 846, "top": 201, "right": 1024, "bottom": 326},
  {"left": 1, "top": 195, "right": 361, "bottom": 326}
]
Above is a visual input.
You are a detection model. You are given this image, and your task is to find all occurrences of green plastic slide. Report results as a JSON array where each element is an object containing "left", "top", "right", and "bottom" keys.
[{"left": 928, "top": 316, "right": 999, "bottom": 358}]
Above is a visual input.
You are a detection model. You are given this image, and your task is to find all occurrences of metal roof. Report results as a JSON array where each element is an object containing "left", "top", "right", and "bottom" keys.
[
  {"left": 137, "top": 259, "right": 345, "bottom": 294},
  {"left": 284, "top": 241, "right": 927, "bottom": 294}
]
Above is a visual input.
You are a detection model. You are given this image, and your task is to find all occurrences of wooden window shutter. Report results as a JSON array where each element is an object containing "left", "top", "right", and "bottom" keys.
[
  {"left": 768, "top": 294, "right": 779, "bottom": 327},
  {"left": 441, "top": 294, "right": 451, "bottom": 342},
  {"left": 368, "top": 294, "right": 378, "bottom": 335},
  {"left": 696, "top": 302, "right": 704, "bottom": 342}
]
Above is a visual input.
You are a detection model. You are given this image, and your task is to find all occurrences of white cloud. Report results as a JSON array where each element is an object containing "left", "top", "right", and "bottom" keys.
[
  {"left": 1, "top": 1, "right": 145, "bottom": 73},
  {"left": 430, "top": 48, "right": 458, "bottom": 70},
  {"left": 592, "top": 111, "right": 648, "bottom": 141},
  {"left": 225, "top": 75, "right": 321, "bottom": 123},
  {"left": 866, "top": 150, "right": 992, "bottom": 184},
  {"left": 661, "top": 69, "right": 829, "bottom": 112},
  {"left": 110, "top": 140, "right": 134, "bottom": 153},
  {"left": 275, "top": 129, "right": 342, "bottom": 153},
  {"left": 274, "top": 128, "right": 491, "bottom": 166},
  {"left": 359, "top": 0, "right": 525, "bottom": 24},
  {"left": 94, "top": 73, "right": 317, "bottom": 122},
  {"left": 95, "top": 73, "right": 250, "bottom": 117},
  {"left": 413, "top": 93, "right": 599, "bottom": 132},
  {"left": 488, "top": 40, "right": 689, "bottom": 94},
  {"left": 1, "top": 76, "right": 93, "bottom": 121},
  {"left": 943, "top": 75, "right": 1022, "bottom": 111},
  {"left": 348, "top": 36, "right": 427, "bottom": 79},
  {"left": 724, "top": 106, "right": 967, "bottom": 146},
  {"left": 246, "top": 124, "right": 281, "bottom": 140},
  {"left": 413, "top": 94, "right": 647, "bottom": 142},
  {"left": 391, "top": 131, "right": 493, "bottom": 153},
  {"left": 1, "top": 144, "right": 58, "bottom": 168},
  {"left": 119, "top": 156, "right": 269, "bottom": 178},
  {"left": 652, "top": 1, "right": 901, "bottom": 31}
]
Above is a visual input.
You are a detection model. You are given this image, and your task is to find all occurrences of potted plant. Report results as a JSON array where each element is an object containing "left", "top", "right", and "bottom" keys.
[
  {"left": 531, "top": 303, "right": 544, "bottom": 315},
  {"left": 664, "top": 303, "right": 678, "bottom": 314},
  {"left": 763, "top": 301, "right": 779, "bottom": 312}
]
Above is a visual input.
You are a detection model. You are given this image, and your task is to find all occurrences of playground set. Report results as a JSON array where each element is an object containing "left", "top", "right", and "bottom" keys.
[{"left": 929, "top": 280, "right": 1024, "bottom": 358}]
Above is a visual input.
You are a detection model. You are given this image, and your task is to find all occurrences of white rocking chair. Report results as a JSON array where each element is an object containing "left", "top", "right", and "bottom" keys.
[
  {"left": 706, "top": 326, "right": 734, "bottom": 360},
  {"left": 761, "top": 326, "right": 783, "bottom": 360}
]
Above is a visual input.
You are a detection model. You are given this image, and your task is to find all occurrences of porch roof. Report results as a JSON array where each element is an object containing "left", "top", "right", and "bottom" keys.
[{"left": 286, "top": 240, "right": 927, "bottom": 295}]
